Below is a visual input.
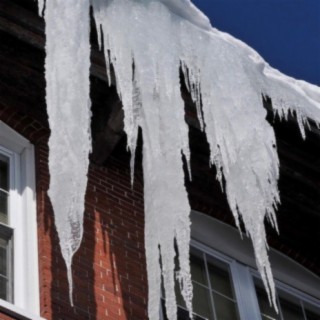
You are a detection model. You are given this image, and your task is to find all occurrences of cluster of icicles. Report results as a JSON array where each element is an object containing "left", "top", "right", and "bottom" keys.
[{"left": 38, "top": 0, "right": 320, "bottom": 319}]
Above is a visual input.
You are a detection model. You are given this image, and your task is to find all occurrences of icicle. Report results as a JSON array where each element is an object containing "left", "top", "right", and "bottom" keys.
[
  {"left": 129, "top": 75, "right": 142, "bottom": 185},
  {"left": 40, "top": 0, "right": 320, "bottom": 317},
  {"left": 90, "top": 1, "right": 320, "bottom": 316},
  {"left": 36, "top": 0, "right": 45, "bottom": 16},
  {"left": 43, "top": 0, "right": 91, "bottom": 304},
  {"left": 92, "top": 2, "right": 194, "bottom": 318}
]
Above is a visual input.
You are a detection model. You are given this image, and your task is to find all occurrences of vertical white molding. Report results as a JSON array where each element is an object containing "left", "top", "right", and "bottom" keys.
[
  {"left": 21, "top": 145, "right": 40, "bottom": 314},
  {"left": 0, "top": 121, "right": 40, "bottom": 316},
  {"left": 13, "top": 150, "right": 26, "bottom": 309},
  {"left": 231, "top": 262, "right": 262, "bottom": 320}
]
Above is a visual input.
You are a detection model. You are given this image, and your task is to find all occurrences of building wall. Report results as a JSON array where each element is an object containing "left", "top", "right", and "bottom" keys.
[
  {"left": 0, "top": 106, "right": 148, "bottom": 320},
  {"left": 1, "top": 1, "right": 319, "bottom": 317},
  {"left": 1, "top": 102, "right": 320, "bottom": 319}
]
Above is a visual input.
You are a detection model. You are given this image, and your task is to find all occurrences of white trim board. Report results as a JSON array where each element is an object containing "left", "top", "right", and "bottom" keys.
[{"left": 0, "top": 121, "right": 41, "bottom": 318}]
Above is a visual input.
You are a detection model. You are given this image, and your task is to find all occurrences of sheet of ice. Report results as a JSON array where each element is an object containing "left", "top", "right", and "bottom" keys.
[
  {"left": 44, "top": 0, "right": 91, "bottom": 305},
  {"left": 40, "top": 0, "right": 320, "bottom": 318}
]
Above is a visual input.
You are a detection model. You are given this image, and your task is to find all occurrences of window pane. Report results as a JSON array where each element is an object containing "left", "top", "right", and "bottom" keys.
[
  {"left": 0, "top": 156, "right": 9, "bottom": 225},
  {"left": 161, "top": 299, "right": 209, "bottom": 320},
  {"left": 280, "top": 298, "right": 304, "bottom": 320},
  {"left": 0, "top": 229, "right": 13, "bottom": 303},
  {"left": 0, "top": 191, "right": 8, "bottom": 225},
  {"left": 306, "top": 310, "right": 320, "bottom": 320},
  {"left": 305, "top": 303, "right": 320, "bottom": 320},
  {"left": 190, "top": 254, "right": 208, "bottom": 286},
  {"left": 0, "top": 242, "right": 7, "bottom": 275},
  {"left": 177, "top": 306, "right": 207, "bottom": 320},
  {"left": 0, "top": 276, "right": 8, "bottom": 301},
  {"left": 255, "top": 286, "right": 281, "bottom": 320},
  {"left": 162, "top": 271, "right": 212, "bottom": 319},
  {"left": 213, "top": 293, "right": 239, "bottom": 320},
  {"left": 208, "top": 260, "right": 233, "bottom": 298},
  {"left": 0, "top": 158, "right": 9, "bottom": 191},
  {"left": 193, "top": 282, "right": 212, "bottom": 319}
]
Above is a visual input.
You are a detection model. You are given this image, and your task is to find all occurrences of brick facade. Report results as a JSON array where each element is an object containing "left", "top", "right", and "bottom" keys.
[
  {"left": 0, "top": 84, "right": 320, "bottom": 320},
  {"left": 0, "top": 107, "right": 148, "bottom": 320}
]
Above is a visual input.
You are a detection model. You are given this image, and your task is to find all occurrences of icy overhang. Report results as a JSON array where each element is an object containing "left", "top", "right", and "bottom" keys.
[{"left": 36, "top": 0, "right": 320, "bottom": 319}]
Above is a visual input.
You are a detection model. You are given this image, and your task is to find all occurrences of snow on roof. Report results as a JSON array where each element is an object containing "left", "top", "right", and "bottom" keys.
[{"left": 159, "top": 0, "right": 212, "bottom": 30}]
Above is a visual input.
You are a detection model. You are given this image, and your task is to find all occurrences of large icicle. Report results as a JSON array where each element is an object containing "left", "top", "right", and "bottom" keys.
[
  {"left": 40, "top": 0, "right": 320, "bottom": 318},
  {"left": 89, "top": 2, "right": 216, "bottom": 318},
  {"left": 92, "top": 2, "right": 194, "bottom": 318},
  {"left": 44, "top": 0, "right": 91, "bottom": 304},
  {"left": 91, "top": 1, "right": 320, "bottom": 318}
]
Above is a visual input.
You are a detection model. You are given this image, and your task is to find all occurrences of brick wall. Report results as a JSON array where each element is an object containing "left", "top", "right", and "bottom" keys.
[
  {"left": 0, "top": 106, "right": 148, "bottom": 320},
  {"left": 1, "top": 102, "right": 319, "bottom": 319}
]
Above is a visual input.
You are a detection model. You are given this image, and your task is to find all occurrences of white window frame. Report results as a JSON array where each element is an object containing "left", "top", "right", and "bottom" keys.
[
  {"left": 160, "top": 210, "right": 320, "bottom": 319},
  {"left": 191, "top": 240, "right": 320, "bottom": 320},
  {"left": 250, "top": 269, "right": 320, "bottom": 320},
  {"left": 0, "top": 121, "right": 43, "bottom": 320}
]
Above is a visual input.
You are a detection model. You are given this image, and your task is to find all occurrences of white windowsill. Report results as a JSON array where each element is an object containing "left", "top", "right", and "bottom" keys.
[{"left": 0, "top": 299, "right": 46, "bottom": 320}]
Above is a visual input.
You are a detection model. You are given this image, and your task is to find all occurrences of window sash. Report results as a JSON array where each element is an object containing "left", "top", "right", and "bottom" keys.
[
  {"left": 0, "top": 149, "right": 14, "bottom": 304},
  {"left": 0, "top": 191, "right": 9, "bottom": 225},
  {"left": 254, "top": 277, "right": 320, "bottom": 320},
  {"left": 0, "top": 223, "right": 14, "bottom": 303},
  {"left": 0, "top": 121, "right": 40, "bottom": 317},
  {"left": 161, "top": 244, "right": 241, "bottom": 320},
  {"left": 0, "top": 154, "right": 9, "bottom": 225},
  {"left": 161, "top": 240, "right": 320, "bottom": 320}
]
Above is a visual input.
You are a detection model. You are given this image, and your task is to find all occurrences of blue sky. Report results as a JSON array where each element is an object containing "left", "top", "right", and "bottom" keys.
[{"left": 192, "top": 0, "right": 320, "bottom": 85}]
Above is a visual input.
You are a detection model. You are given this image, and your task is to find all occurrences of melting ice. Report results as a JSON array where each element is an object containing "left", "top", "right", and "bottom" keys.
[
  {"left": 43, "top": 0, "right": 91, "bottom": 304},
  {"left": 40, "top": 0, "right": 320, "bottom": 318}
]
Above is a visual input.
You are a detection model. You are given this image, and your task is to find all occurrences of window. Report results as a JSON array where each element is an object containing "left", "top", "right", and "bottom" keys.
[
  {"left": 161, "top": 242, "right": 320, "bottom": 320},
  {"left": 0, "top": 154, "right": 13, "bottom": 303},
  {"left": 0, "top": 121, "right": 42, "bottom": 320},
  {"left": 254, "top": 278, "right": 320, "bottom": 320},
  {"left": 160, "top": 211, "right": 320, "bottom": 320},
  {"left": 161, "top": 247, "right": 240, "bottom": 320}
]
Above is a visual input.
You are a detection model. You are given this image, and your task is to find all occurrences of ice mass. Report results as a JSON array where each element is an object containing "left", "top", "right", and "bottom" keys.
[{"left": 37, "top": 0, "right": 320, "bottom": 319}]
